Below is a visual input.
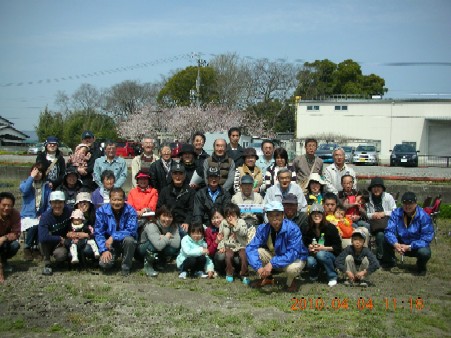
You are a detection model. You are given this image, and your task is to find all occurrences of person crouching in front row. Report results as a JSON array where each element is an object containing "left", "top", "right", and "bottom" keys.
[{"left": 246, "top": 201, "right": 307, "bottom": 292}]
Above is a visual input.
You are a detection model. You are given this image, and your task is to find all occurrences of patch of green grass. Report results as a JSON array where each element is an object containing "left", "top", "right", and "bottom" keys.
[
  {"left": 49, "top": 323, "right": 64, "bottom": 332},
  {"left": 0, "top": 318, "right": 25, "bottom": 331}
]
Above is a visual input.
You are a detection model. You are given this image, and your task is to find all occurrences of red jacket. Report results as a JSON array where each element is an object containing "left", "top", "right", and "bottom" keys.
[
  {"left": 205, "top": 226, "right": 219, "bottom": 257},
  {"left": 127, "top": 187, "right": 158, "bottom": 212}
]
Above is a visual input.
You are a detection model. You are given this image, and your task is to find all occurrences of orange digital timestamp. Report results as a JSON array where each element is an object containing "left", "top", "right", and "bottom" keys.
[{"left": 290, "top": 297, "right": 425, "bottom": 311}]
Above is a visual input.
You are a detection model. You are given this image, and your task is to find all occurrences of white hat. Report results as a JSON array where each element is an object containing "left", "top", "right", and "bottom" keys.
[
  {"left": 71, "top": 209, "right": 85, "bottom": 220},
  {"left": 264, "top": 201, "right": 284, "bottom": 212},
  {"left": 75, "top": 192, "right": 92, "bottom": 205},
  {"left": 307, "top": 173, "right": 326, "bottom": 186},
  {"left": 49, "top": 191, "right": 66, "bottom": 202}
]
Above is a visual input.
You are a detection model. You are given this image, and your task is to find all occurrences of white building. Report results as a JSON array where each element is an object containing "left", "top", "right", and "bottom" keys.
[{"left": 295, "top": 99, "right": 451, "bottom": 161}]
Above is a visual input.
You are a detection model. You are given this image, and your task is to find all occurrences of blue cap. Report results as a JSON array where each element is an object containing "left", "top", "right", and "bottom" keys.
[
  {"left": 45, "top": 136, "right": 59, "bottom": 146},
  {"left": 82, "top": 130, "right": 94, "bottom": 139},
  {"left": 264, "top": 201, "right": 284, "bottom": 212}
]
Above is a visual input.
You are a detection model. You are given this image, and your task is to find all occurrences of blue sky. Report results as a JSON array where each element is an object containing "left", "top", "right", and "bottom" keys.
[{"left": 1, "top": 0, "right": 450, "bottom": 131}]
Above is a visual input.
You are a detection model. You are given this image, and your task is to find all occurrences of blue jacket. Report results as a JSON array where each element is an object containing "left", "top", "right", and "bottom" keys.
[
  {"left": 38, "top": 206, "right": 72, "bottom": 244},
  {"left": 19, "top": 177, "right": 51, "bottom": 218},
  {"left": 246, "top": 219, "right": 308, "bottom": 270},
  {"left": 176, "top": 235, "right": 214, "bottom": 272},
  {"left": 385, "top": 206, "right": 434, "bottom": 250},
  {"left": 94, "top": 203, "right": 138, "bottom": 254}
]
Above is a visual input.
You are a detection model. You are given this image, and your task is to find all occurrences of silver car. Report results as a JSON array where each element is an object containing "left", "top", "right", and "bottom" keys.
[
  {"left": 27, "top": 142, "right": 73, "bottom": 156},
  {"left": 352, "top": 144, "right": 379, "bottom": 166},
  {"left": 342, "top": 146, "right": 354, "bottom": 163}
]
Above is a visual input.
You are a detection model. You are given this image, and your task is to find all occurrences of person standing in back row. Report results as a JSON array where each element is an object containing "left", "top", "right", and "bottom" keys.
[
  {"left": 292, "top": 138, "right": 323, "bottom": 192},
  {"left": 226, "top": 127, "right": 244, "bottom": 168}
]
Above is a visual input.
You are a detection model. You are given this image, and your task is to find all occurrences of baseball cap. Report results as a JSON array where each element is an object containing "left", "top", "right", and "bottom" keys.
[
  {"left": 135, "top": 171, "right": 151, "bottom": 180},
  {"left": 264, "top": 201, "right": 284, "bottom": 212},
  {"left": 207, "top": 167, "right": 220, "bottom": 177},
  {"left": 282, "top": 193, "right": 298, "bottom": 205},
  {"left": 240, "top": 174, "right": 254, "bottom": 184},
  {"left": 310, "top": 203, "right": 324, "bottom": 213},
  {"left": 171, "top": 162, "right": 186, "bottom": 174},
  {"left": 49, "top": 191, "right": 66, "bottom": 202},
  {"left": 402, "top": 191, "right": 417, "bottom": 203},
  {"left": 352, "top": 228, "right": 366, "bottom": 240},
  {"left": 81, "top": 131, "right": 94, "bottom": 139},
  {"left": 45, "top": 136, "right": 59, "bottom": 146}
]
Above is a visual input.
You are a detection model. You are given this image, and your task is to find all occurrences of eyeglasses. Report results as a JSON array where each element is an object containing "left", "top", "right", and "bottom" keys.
[{"left": 47, "top": 143, "right": 57, "bottom": 146}]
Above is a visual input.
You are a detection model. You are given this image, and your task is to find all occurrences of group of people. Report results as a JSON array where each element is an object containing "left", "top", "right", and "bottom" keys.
[{"left": 0, "top": 129, "right": 434, "bottom": 291}]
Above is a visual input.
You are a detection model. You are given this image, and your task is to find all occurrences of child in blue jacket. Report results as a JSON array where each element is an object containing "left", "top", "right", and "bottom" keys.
[{"left": 176, "top": 223, "right": 214, "bottom": 279}]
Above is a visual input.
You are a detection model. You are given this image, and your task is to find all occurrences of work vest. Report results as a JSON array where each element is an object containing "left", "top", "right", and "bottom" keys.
[{"left": 207, "top": 156, "right": 233, "bottom": 187}]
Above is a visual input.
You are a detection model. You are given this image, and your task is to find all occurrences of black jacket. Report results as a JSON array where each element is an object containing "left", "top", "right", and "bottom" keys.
[
  {"left": 157, "top": 182, "right": 196, "bottom": 225},
  {"left": 149, "top": 159, "right": 173, "bottom": 193},
  {"left": 36, "top": 150, "right": 66, "bottom": 190},
  {"left": 226, "top": 144, "right": 244, "bottom": 167},
  {"left": 335, "top": 246, "right": 380, "bottom": 274},
  {"left": 193, "top": 187, "right": 231, "bottom": 225},
  {"left": 301, "top": 222, "right": 342, "bottom": 256}
]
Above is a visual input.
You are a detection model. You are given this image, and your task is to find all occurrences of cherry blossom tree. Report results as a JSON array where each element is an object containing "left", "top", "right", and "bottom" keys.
[{"left": 117, "top": 104, "right": 274, "bottom": 142}]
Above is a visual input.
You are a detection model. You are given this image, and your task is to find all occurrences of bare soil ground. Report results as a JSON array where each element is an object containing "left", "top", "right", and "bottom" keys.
[{"left": 1, "top": 225, "right": 450, "bottom": 338}]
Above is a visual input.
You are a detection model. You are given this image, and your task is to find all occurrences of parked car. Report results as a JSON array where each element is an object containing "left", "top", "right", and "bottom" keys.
[
  {"left": 248, "top": 142, "right": 264, "bottom": 158},
  {"left": 352, "top": 144, "right": 379, "bottom": 166},
  {"left": 315, "top": 143, "right": 339, "bottom": 163},
  {"left": 27, "top": 142, "right": 73, "bottom": 156},
  {"left": 342, "top": 146, "right": 354, "bottom": 163},
  {"left": 27, "top": 142, "right": 44, "bottom": 155},
  {"left": 390, "top": 144, "right": 419, "bottom": 167},
  {"left": 116, "top": 140, "right": 139, "bottom": 158}
]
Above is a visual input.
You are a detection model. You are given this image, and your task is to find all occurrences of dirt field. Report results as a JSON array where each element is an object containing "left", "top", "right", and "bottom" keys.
[{"left": 1, "top": 225, "right": 450, "bottom": 338}]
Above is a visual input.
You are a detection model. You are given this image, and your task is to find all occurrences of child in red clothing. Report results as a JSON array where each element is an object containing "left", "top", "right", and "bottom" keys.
[
  {"left": 327, "top": 205, "right": 353, "bottom": 239},
  {"left": 204, "top": 207, "right": 224, "bottom": 275}
]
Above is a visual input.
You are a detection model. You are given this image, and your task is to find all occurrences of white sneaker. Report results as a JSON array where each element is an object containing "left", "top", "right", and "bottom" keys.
[
  {"left": 328, "top": 280, "right": 337, "bottom": 287},
  {"left": 71, "top": 257, "right": 79, "bottom": 264},
  {"left": 179, "top": 272, "right": 187, "bottom": 279}
]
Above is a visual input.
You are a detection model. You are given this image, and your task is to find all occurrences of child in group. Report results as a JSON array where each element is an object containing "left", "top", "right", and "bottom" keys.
[
  {"left": 217, "top": 203, "right": 249, "bottom": 284},
  {"left": 335, "top": 229, "right": 380, "bottom": 287},
  {"left": 176, "top": 223, "right": 214, "bottom": 279},
  {"left": 326, "top": 204, "right": 353, "bottom": 240},
  {"left": 67, "top": 143, "right": 91, "bottom": 169},
  {"left": 67, "top": 209, "right": 100, "bottom": 264},
  {"left": 205, "top": 207, "right": 224, "bottom": 266},
  {"left": 339, "top": 175, "right": 370, "bottom": 230},
  {"left": 305, "top": 173, "right": 325, "bottom": 207}
]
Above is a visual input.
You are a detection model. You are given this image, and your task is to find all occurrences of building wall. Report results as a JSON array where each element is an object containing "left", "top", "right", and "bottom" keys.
[{"left": 296, "top": 100, "right": 451, "bottom": 160}]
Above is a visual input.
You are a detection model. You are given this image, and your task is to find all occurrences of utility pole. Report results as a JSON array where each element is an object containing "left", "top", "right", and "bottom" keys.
[{"left": 192, "top": 53, "right": 207, "bottom": 108}]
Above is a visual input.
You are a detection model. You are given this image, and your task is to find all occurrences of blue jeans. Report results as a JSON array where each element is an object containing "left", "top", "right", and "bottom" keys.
[
  {"left": 0, "top": 240, "right": 20, "bottom": 261},
  {"left": 313, "top": 251, "right": 338, "bottom": 281},
  {"left": 382, "top": 240, "right": 431, "bottom": 271},
  {"left": 137, "top": 241, "right": 179, "bottom": 261},
  {"left": 25, "top": 225, "right": 39, "bottom": 249}
]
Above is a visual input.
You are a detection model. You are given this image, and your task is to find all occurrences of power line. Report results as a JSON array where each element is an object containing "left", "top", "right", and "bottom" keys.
[{"left": 0, "top": 53, "right": 194, "bottom": 88}]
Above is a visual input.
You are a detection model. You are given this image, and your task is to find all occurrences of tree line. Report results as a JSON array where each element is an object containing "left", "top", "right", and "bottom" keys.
[{"left": 36, "top": 54, "right": 387, "bottom": 148}]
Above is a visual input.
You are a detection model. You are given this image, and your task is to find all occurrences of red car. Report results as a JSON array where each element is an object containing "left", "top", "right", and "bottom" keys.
[{"left": 115, "top": 140, "right": 139, "bottom": 158}]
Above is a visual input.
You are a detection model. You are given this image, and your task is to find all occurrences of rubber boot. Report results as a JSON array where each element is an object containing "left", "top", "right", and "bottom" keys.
[
  {"left": 143, "top": 251, "right": 158, "bottom": 277},
  {"left": 88, "top": 239, "right": 100, "bottom": 259},
  {"left": 70, "top": 244, "right": 79, "bottom": 264}
]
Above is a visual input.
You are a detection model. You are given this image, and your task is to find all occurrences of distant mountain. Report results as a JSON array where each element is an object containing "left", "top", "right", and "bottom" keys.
[{"left": 22, "top": 130, "right": 38, "bottom": 142}]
